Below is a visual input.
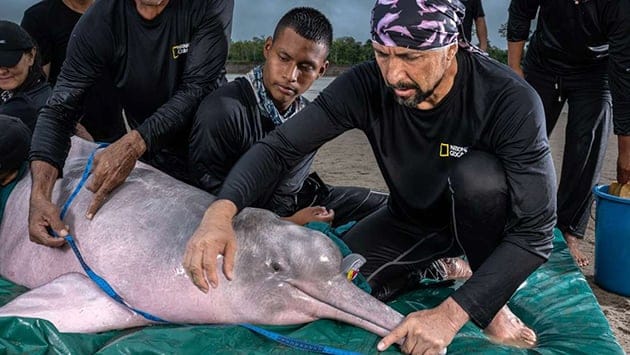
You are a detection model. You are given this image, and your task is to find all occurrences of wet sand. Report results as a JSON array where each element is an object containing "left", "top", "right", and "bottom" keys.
[{"left": 310, "top": 113, "right": 630, "bottom": 351}]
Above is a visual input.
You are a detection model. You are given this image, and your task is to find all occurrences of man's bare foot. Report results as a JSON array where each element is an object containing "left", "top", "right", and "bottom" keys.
[
  {"left": 564, "top": 233, "right": 590, "bottom": 267},
  {"left": 484, "top": 305, "right": 537, "bottom": 348},
  {"left": 439, "top": 258, "right": 472, "bottom": 281}
]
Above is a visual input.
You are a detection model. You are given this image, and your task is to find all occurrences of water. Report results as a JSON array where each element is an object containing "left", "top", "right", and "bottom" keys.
[{"left": 225, "top": 74, "right": 334, "bottom": 102}]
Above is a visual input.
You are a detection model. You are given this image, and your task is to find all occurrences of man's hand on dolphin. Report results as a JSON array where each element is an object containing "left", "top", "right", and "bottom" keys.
[
  {"left": 183, "top": 199, "right": 238, "bottom": 292},
  {"left": 617, "top": 135, "right": 630, "bottom": 184},
  {"left": 86, "top": 131, "right": 146, "bottom": 219},
  {"left": 377, "top": 297, "right": 468, "bottom": 355},
  {"left": 28, "top": 161, "right": 68, "bottom": 247}
]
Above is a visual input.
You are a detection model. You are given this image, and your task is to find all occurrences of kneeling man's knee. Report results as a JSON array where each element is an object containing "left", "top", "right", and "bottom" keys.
[{"left": 449, "top": 151, "right": 508, "bottom": 209}]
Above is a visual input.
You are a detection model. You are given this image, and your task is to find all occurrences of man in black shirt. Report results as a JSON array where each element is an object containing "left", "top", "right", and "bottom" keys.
[
  {"left": 21, "top": 0, "right": 91, "bottom": 85},
  {"left": 21, "top": 0, "right": 125, "bottom": 143},
  {"left": 183, "top": 0, "right": 556, "bottom": 353},
  {"left": 188, "top": 7, "right": 387, "bottom": 227},
  {"left": 27, "top": 0, "right": 233, "bottom": 248},
  {"left": 460, "top": 0, "right": 488, "bottom": 51},
  {"left": 507, "top": 0, "right": 630, "bottom": 267}
]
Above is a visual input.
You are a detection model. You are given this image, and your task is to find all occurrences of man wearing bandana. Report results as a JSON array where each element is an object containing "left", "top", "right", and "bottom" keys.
[
  {"left": 507, "top": 0, "right": 630, "bottom": 267},
  {"left": 188, "top": 7, "right": 387, "bottom": 226},
  {"left": 184, "top": 0, "right": 556, "bottom": 353}
]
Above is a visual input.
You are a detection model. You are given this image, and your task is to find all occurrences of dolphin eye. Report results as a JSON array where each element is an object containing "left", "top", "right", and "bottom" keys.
[{"left": 271, "top": 261, "right": 282, "bottom": 272}]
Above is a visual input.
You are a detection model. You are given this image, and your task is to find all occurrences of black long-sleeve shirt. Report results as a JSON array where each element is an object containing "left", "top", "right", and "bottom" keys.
[
  {"left": 30, "top": 0, "right": 233, "bottom": 171},
  {"left": 217, "top": 51, "right": 557, "bottom": 326},
  {"left": 507, "top": 0, "right": 630, "bottom": 135},
  {"left": 189, "top": 77, "right": 315, "bottom": 213}
]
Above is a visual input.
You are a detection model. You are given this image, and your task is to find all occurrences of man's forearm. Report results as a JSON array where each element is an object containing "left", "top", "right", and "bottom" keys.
[
  {"left": 507, "top": 41, "right": 526, "bottom": 70},
  {"left": 475, "top": 18, "right": 488, "bottom": 51},
  {"left": 30, "top": 160, "right": 59, "bottom": 200},
  {"left": 207, "top": 199, "right": 239, "bottom": 220}
]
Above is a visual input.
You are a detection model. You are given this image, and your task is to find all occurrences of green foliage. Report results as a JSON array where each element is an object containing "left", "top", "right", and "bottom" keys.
[
  {"left": 228, "top": 36, "right": 266, "bottom": 63},
  {"left": 486, "top": 45, "right": 508, "bottom": 64},
  {"left": 329, "top": 37, "right": 374, "bottom": 64},
  {"left": 228, "top": 36, "right": 374, "bottom": 65},
  {"left": 227, "top": 36, "right": 507, "bottom": 66}
]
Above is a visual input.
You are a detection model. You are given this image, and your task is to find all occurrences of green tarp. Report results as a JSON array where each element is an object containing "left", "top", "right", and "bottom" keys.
[{"left": 0, "top": 229, "right": 623, "bottom": 354}]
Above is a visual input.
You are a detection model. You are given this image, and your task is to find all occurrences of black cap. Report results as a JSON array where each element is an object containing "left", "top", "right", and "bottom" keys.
[
  {"left": 0, "top": 114, "right": 31, "bottom": 174},
  {"left": 0, "top": 21, "right": 35, "bottom": 68}
]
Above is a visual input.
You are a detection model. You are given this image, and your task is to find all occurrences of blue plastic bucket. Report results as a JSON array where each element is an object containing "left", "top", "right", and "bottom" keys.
[{"left": 592, "top": 185, "right": 630, "bottom": 296}]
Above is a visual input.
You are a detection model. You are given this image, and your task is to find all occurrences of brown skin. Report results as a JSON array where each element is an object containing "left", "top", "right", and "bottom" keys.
[
  {"left": 183, "top": 27, "right": 329, "bottom": 293},
  {"left": 0, "top": 49, "right": 35, "bottom": 91},
  {"left": 0, "top": 170, "right": 19, "bottom": 187},
  {"left": 135, "top": 0, "right": 170, "bottom": 20},
  {"left": 618, "top": 135, "right": 630, "bottom": 184},
  {"left": 28, "top": 0, "right": 169, "bottom": 247},
  {"left": 284, "top": 206, "right": 334, "bottom": 226},
  {"left": 372, "top": 42, "right": 458, "bottom": 110},
  {"left": 475, "top": 17, "right": 488, "bottom": 52},
  {"left": 262, "top": 27, "right": 329, "bottom": 112}
]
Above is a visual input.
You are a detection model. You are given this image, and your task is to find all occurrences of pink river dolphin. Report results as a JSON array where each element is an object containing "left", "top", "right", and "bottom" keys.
[{"left": 0, "top": 138, "right": 404, "bottom": 335}]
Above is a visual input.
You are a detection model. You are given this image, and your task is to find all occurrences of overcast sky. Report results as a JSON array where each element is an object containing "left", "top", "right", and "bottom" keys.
[{"left": 2, "top": 0, "right": 511, "bottom": 48}]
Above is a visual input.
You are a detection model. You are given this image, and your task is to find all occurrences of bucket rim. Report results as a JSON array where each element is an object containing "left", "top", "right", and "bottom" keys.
[{"left": 593, "top": 185, "right": 630, "bottom": 204}]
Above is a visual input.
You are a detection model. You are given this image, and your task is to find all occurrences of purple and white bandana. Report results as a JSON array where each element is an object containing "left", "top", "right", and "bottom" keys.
[{"left": 371, "top": 0, "right": 465, "bottom": 50}]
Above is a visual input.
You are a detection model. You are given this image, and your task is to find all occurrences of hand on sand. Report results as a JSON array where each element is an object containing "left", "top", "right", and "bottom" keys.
[
  {"left": 85, "top": 130, "right": 146, "bottom": 219},
  {"left": 377, "top": 298, "right": 466, "bottom": 355},
  {"left": 183, "top": 200, "right": 237, "bottom": 292},
  {"left": 28, "top": 197, "right": 68, "bottom": 247},
  {"left": 284, "top": 206, "right": 334, "bottom": 225}
]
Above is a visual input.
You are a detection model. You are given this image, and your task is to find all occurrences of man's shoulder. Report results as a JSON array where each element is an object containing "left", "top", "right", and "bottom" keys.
[
  {"left": 464, "top": 51, "right": 540, "bottom": 108},
  {"left": 200, "top": 78, "right": 253, "bottom": 108},
  {"left": 196, "top": 78, "right": 255, "bottom": 123},
  {"left": 23, "top": 0, "right": 56, "bottom": 21}
]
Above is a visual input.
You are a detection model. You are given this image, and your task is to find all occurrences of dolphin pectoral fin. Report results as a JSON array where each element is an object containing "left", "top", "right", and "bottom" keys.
[{"left": 0, "top": 272, "right": 148, "bottom": 333}]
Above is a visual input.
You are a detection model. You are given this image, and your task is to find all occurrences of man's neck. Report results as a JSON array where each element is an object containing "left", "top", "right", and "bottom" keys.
[
  {"left": 417, "top": 56, "right": 459, "bottom": 110},
  {"left": 62, "top": 0, "right": 94, "bottom": 14},
  {"left": 134, "top": 0, "right": 170, "bottom": 21}
]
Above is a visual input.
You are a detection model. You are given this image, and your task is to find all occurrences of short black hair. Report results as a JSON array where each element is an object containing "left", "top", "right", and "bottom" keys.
[{"left": 273, "top": 7, "right": 333, "bottom": 51}]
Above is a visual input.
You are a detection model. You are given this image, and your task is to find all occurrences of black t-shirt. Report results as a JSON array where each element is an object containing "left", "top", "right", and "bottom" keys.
[
  {"left": 507, "top": 0, "right": 630, "bottom": 135},
  {"left": 21, "top": 0, "right": 81, "bottom": 86},
  {"left": 460, "top": 0, "right": 485, "bottom": 43},
  {"left": 218, "top": 50, "right": 557, "bottom": 321},
  {"left": 22, "top": 0, "right": 126, "bottom": 143},
  {"left": 189, "top": 77, "right": 315, "bottom": 213},
  {"left": 30, "top": 0, "right": 233, "bottom": 171}
]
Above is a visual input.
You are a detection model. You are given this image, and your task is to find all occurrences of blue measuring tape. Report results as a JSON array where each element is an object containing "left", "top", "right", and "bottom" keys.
[{"left": 53, "top": 143, "right": 363, "bottom": 355}]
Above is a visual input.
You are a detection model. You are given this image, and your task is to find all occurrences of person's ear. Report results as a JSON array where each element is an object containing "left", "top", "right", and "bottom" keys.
[
  {"left": 447, "top": 43, "right": 458, "bottom": 62},
  {"left": 263, "top": 36, "right": 273, "bottom": 60},
  {"left": 25, "top": 48, "right": 36, "bottom": 67},
  {"left": 318, "top": 60, "right": 329, "bottom": 78}
]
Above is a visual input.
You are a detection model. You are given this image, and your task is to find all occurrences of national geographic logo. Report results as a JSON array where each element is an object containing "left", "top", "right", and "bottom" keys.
[
  {"left": 171, "top": 43, "right": 189, "bottom": 59},
  {"left": 439, "top": 143, "right": 468, "bottom": 158}
]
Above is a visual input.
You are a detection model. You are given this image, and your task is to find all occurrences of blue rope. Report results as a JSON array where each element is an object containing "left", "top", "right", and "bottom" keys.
[
  {"left": 54, "top": 142, "right": 169, "bottom": 323},
  {"left": 53, "top": 144, "right": 363, "bottom": 354},
  {"left": 240, "top": 324, "right": 363, "bottom": 355}
]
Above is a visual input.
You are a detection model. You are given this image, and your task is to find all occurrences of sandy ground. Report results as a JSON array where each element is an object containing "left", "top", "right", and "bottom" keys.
[{"left": 310, "top": 113, "right": 630, "bottom": 352}]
